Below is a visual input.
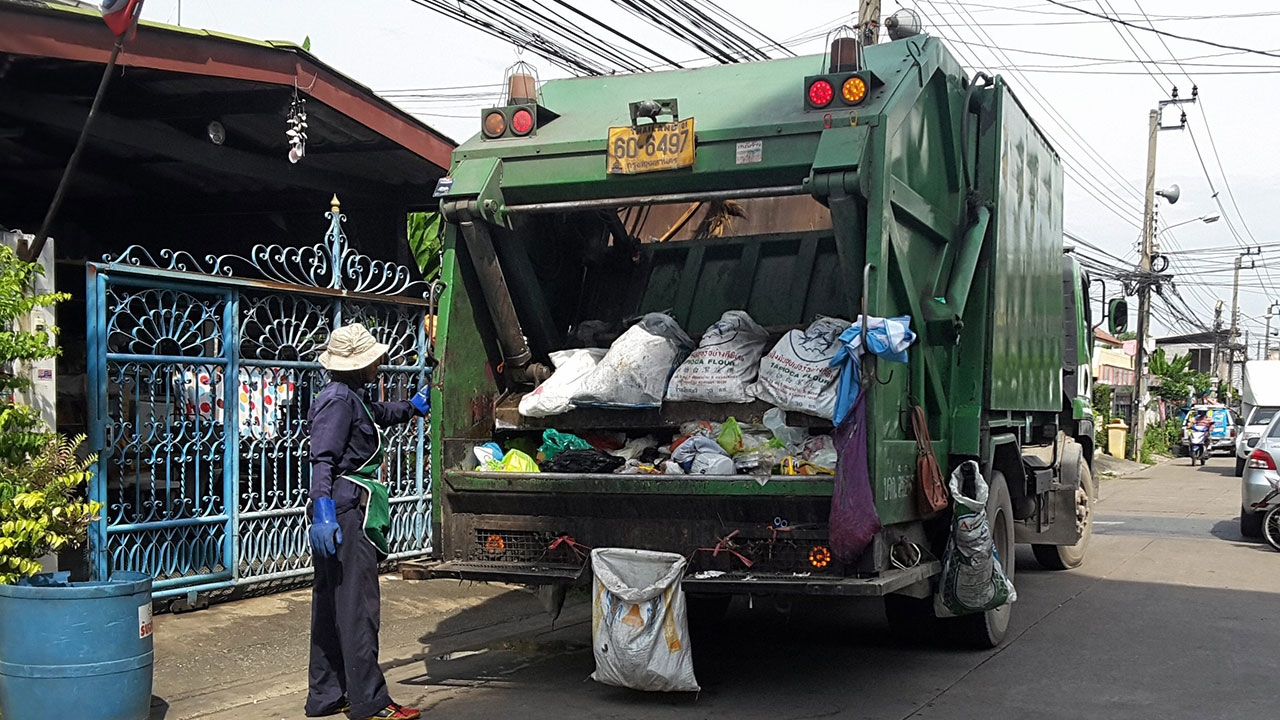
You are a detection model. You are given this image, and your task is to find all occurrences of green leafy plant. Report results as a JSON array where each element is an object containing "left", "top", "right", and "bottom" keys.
[
  {"left": 0, "top": 243, "right": 99, "bottom": 584},
  {"left": 0, "top": 435, "right": 100, "bottom": 584},
  {"left": 407, "top": 211, "right": 444, "bottom": 283}
]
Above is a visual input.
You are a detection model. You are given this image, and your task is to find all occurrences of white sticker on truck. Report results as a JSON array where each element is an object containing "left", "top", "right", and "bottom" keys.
[{"left": 735, "top": 140, "right": 763, "bottom": 165}]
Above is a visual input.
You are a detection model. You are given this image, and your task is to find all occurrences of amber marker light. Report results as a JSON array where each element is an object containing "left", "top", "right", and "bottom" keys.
[
  {"left": 842, "top": 76, "right": 868, "bottom": 105},
  {"left": 809, "top": 545, "right": 832, "bottom": 569},
  {"left": 482, "top": 111, "right": 507, "bottom": 138}
]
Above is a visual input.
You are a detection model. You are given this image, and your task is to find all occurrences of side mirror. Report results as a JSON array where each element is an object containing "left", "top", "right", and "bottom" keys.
[{"left": 1107, "top": 298, "right": 1129, "bottom": 335}]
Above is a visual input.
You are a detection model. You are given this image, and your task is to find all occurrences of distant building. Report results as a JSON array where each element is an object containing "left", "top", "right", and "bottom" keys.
[{"left": 1092, "top": 328, "right": 1133, "bottom": 420}]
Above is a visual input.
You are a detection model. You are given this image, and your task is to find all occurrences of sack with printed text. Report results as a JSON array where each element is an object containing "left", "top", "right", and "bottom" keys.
[
  {"left": 934, "top": 461, "right": 1016, "bottom": 617},
  {"left": 666, "top": 311, "right": 770, "bottom": 404},
  {"left": 749, "top": 316, "right": 851, "bottom": 418}
]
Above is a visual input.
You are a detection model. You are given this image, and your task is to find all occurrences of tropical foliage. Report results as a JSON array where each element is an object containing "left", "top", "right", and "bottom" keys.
[
  {"left": 407, "top": 211, "right": 444, "bottom": 282},
  {"left": 0, "top": 243, "right": 99, "bottom": 584}
]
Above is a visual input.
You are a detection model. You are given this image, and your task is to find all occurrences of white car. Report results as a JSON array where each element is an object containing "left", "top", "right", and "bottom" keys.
[
  {"left": 1240, "top": 413, "right": 1280, "bottom": 537},
  {"left": 1236, "top": 405, "right": 1280, "bottom": 476}
]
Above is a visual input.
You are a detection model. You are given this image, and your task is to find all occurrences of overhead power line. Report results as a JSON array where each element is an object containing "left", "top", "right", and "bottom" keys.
[{"left": 1043, "top": 0, "right": 1280, "bottom": 60}]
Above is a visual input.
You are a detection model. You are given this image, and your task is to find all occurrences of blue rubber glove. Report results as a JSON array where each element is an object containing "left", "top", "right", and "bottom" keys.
[
  {"left": 309, "top": 497, "right": 342, "bottom": 558},
  {"left": 410, "top": 386, "right": 431, "bottom": 416}
]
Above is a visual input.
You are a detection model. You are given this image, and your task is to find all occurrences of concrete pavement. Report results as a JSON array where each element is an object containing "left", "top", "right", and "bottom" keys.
[{"left": 151, "top": 453, "right": 1280, "bottom": 719}]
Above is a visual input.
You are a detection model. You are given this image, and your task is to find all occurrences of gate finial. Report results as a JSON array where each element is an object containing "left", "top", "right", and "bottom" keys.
[{"left": 330, "top": 194, "right": 341, "bottom": 214}]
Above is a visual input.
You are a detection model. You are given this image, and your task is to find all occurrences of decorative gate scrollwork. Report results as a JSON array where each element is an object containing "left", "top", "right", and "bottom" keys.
[{"left": 88, "top": 200, "right": 436, "bottom": 599}]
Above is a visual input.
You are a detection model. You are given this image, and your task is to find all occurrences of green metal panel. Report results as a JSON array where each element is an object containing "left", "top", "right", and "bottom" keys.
[{"left": 988, "top": 82, "right": 1064, "bottom": 412}]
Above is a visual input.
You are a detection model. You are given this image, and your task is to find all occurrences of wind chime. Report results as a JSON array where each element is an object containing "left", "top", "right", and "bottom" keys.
[{"left": 286, "top": 88, "right": 308, "bottom": 163}]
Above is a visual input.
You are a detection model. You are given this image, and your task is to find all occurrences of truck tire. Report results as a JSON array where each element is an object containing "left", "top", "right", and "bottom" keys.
[
  {"left": 950, "top": 470, "right": 1014, "bottom": 649},
  {"left": 1236, "top": 456, "right": 1246, "bottom": 477},
  {"left": 1033, "top": 451, "right": 1094, "bottom": 570},
  {"left": 1241, "top": 508, "right": 1263, "bottom": 538}
]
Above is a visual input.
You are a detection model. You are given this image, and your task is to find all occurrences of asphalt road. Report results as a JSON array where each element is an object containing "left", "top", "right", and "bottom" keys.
[{"left": 166, "top": 454, "right": 1280, "bottom": 720}]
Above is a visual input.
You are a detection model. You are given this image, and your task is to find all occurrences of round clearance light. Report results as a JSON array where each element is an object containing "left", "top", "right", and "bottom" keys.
[
  {"left": 482, "top": 110, "right": 507, "bottom": 138},
  {"left": 842, "top": 76, "right": 868, "bottom": 105},
  {"left": 510, "top": 108, "right": 535, "bottom": 136},
  {"left": 808, "top": 545, "right": 832, "bottom": 569},
  {"left": 807, "top": 79, "right": 834, "bottom": 108}
]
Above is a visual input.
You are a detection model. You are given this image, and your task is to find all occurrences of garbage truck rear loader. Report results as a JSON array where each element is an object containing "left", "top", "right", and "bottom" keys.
[{"left": 422, "top": 23, "right": 1095, "bottom": 648}]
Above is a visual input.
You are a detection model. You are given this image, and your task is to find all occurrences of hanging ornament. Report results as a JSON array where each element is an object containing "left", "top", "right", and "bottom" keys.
[{"left": 286, "top": 89, "right": 308, "bottom": 164}]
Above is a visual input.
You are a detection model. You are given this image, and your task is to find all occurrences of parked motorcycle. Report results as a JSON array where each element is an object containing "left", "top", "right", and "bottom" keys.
[{"left": 1189, "top": 426, "right": 1209, "bottom": 466}]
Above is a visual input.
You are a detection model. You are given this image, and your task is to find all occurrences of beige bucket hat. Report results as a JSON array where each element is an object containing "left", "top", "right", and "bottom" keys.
[{"left": 318, "top": 323, "right": 389, "bottom": 372}]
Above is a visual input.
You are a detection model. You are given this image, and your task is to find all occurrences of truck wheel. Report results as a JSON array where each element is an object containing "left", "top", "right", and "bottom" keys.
[
  {"left": 1241, "top": 508, "right": 1264, "bottom": 538},
  {"left": 1236, "top": 456, "right": 1246, "bottom": 477},
  {"left": 951, "top": 470, "right": 1014, "bottom": 649},
  {"left": 1033, "top": 455, "right": 1094, "bottom": 570}
]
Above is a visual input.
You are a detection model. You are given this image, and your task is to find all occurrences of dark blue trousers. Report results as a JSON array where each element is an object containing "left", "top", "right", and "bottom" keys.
[{"left": 305, "top": 505, "right": 391, "bottom": 718}]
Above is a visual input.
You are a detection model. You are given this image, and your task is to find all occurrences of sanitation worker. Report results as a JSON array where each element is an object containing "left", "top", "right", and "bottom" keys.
[{"left": 305, "top": 323, "right": 430, "bottom": 720}]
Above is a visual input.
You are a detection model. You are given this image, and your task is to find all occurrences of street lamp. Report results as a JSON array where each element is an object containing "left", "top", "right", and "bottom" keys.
[{"left": 1157, "top": 212, "right": 1220, "bottom": 235}]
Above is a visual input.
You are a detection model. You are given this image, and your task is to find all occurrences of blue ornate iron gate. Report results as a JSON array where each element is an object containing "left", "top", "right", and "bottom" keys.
[{"left": 86, "top": 203, "right": 436, "bottom": 599}]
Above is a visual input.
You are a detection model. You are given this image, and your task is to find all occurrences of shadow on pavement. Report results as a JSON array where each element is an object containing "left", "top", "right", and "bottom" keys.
[
  {"left": 147, "top": 695, "right": 170, "bottom": 720},
  {"left": 370, "top": 572, "right": 1280, "bottom": 720}
]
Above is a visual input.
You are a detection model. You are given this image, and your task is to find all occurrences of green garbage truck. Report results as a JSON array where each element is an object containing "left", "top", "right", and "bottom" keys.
[{"left": 422, "top": 24, "right": 1100, "bottom": 647}]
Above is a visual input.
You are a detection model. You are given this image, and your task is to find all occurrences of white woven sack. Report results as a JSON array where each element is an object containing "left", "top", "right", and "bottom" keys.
[
  {"left": 666, "top": 310, "right": 771, "bottom": 404},
  {"left": 574, "top": 314, "right": 692, "bottom": 407},
  {"left": 749, "top": 316, "right": 851, "bottom": 418},
  {"left": 590, "top": 548, "right": 699, "bottom": 693}
]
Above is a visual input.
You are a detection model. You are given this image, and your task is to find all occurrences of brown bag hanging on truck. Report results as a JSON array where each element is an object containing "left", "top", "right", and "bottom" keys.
[{"left": 911, "top": 404, "right": 949, "bottom": 514}]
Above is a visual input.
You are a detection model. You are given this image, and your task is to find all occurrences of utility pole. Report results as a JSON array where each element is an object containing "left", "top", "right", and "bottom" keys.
[
  {"left": 1266, "top": 301, "right": 1280, "bottom": 360},
  {"left": 1229, "top": 248, "right": 1260, "bottom": 381},
  {"left": 1132, "top": 109, "right": 1159, "bottom": 461},
  {"left": 1132, "top": 90, "right": 1196, "bottom": 461},
  {"left": 1212, "top": 300, "right": 1224, "bottom": 381},
  {"left": 859, "top": 0, "right": 882, "bottom": 45}
]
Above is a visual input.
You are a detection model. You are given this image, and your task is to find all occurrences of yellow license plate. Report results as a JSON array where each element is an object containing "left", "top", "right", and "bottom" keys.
[{"left": 606, "top": 117, "right": 695, "bottom": 175}]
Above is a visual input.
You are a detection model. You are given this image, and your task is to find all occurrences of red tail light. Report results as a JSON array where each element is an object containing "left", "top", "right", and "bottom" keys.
[
  {"left": 807, "top": 79, "right": 834, "bottom": 108},
  {"left": 1249, "top": 449, "right": 1277, "bottom": 470},
  {"left": 510, "top": 108, "right": 534, "bottom": 136}
]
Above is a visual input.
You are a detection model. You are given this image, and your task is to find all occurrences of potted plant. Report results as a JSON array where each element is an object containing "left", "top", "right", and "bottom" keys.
[{"left": 0, "top": 242, "right": 155, "bottom": 720}]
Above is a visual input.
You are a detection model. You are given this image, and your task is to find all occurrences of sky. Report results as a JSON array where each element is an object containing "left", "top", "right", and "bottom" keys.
[{"left": 137, "top": 0, "right": 1280, "bottom": 347}]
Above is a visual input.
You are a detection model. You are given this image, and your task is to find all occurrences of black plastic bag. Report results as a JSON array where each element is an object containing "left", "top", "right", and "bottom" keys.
[{"left": 542, "top": 448, "right": 626, "bottom": 474}]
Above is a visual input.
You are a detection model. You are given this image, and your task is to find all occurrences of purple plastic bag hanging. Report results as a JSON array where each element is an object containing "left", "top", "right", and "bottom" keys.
[{"left": 829, "top": 392, "right": 882, "bottom": 563}]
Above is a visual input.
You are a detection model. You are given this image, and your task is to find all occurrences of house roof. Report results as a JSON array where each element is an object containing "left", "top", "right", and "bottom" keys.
[
  {"left": 1155, "top": 331, "right": 1219, "bottom": 347},
  {"left": 0, "top": 0, "right": 455, "bottom": 215},
  {"left": 1094, "top": 327, "right": 1124, "bottom": 346}
]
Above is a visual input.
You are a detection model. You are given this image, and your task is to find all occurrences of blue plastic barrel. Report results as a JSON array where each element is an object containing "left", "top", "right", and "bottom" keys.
[{"left": 0, "top": 571, "right": 154, "bottom": 720}]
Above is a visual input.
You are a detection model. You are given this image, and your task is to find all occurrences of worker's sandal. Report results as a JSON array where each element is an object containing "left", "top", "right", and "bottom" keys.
[{"left": 361, "top": 702, "right": 421, "bottom": 720}]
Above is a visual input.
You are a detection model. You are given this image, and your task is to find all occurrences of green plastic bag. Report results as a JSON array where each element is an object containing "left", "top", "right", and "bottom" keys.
[
  {"left": 540, "top": 429, "right": 592, "bottom": 461},
  {"left": 717, "top": 417, "right": 744, "bottom": 455}
]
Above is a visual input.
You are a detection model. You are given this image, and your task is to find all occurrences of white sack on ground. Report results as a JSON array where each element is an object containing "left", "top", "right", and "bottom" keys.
[
  {"left": 590, "top": 548, "right": 699, "bottom": 693},
  {"left": 574, "top": 314, "right": 693, "bottom": 407},
  {"left": 518, "top": 348, "right": 608, "bottom": 417},
  {"left": 749, "top": 316, "right": 851, "bottom": 418},
  {"left": 666, "top": 311, "right": 770, "bottom": 404}
]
